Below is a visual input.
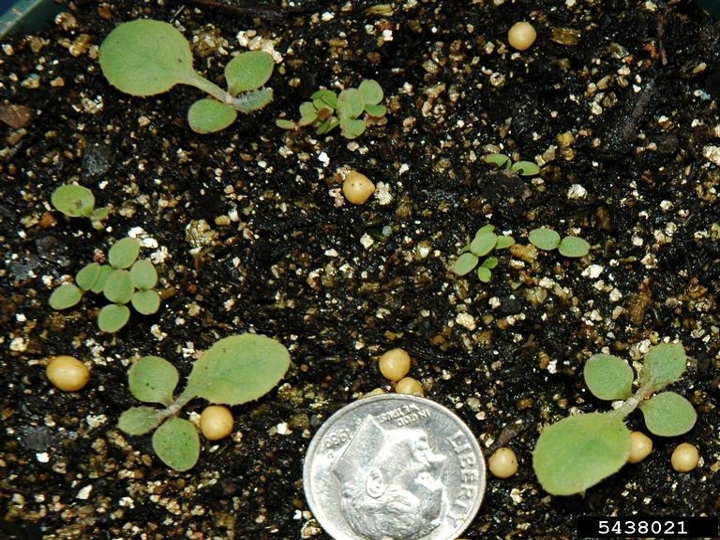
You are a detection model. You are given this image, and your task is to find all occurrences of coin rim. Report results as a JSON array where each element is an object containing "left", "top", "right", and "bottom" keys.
[{"left": 303, "top": 393, "right": 487, "bottom": 540}]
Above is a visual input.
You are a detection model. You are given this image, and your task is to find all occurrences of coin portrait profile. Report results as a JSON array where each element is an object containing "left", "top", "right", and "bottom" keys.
[{"left": 332, "top": 416, "right": 448, "bottom": 540}]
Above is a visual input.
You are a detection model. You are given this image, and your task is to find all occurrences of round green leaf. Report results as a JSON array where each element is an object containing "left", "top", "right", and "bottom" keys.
[
  {"left": 118, "top": 406, "right": 163, "bottom": 436},
  {"left": 103, "top": 269, "right": 133, "bottom": 304},
  {"left": 481, "top": 256, "right": 499, "bottom": 270},
  {"left": 224, "top": 51, "right": 274, "bottom": 95},
  {"left": 90, "top": 265, "right": 113, "bottom": 294},
  {"left": 533, "top": 412, "right": 631, "bottom": 495},
  {"left": 108, "top": 237, "right": 140, "bottom": 269},
  {"left": 76, "top": 262, "right": 102, "bottom": 291},
  {"left": 132, "top": 290, "right": 161, "bottom": 315},
  {"left": 97, "top": 304, "right": 131, "bottom": 333},
  {"left": 529, "top": 228, "right": 561, "bottom": 251},
  {"left": 130, "top": 259, "right": 158, "bottom": 290},
  {"left": 469, "top": 231, "right": 497, "bottom": 257},
  {"left": 185, "top": 334, "right": 290, "bottom": 406},
  {"left": 311, "top": 89, "right": 338, "bottom": 109},
  {"left": 511, "top": 161, "right": 540, "bottom": 176},
  {"left": 49, "top": 284, "right": 83, "bottom": 310},
  {"left": 640, "top": 391, "right": 697, "bottom": 437},
  {"left": 50, "top": 185, "right": 95, "bottom": 217},
  {"left": 359, "top": 79, "right": 384, "bottom": 105},
  {"left": 640, "top": 342, "right": 687, "bottom": 392},
  {"left": 339, "top": 118, "right": 366, "bottom": 139},
  {"left": 495, "top": 236, "right": 515, "bottom": 250},
  {"left": 337, "top": 88, "right": 365, "bottom": 120},
  {"left": 152, "top": 417, "right": 200, "bottom": 471},
  {"left": 364, "top": 104, "right": 387, "bottom": 118},
  {"left": 99, "top": 19, "right": 194, "bottom": 96},
  {"left": 558, "top": 236, "right": 590, "bottom": 258},
  {"left": 128, "top": 356, "right": 178, "bottom": 405},
  {"left": 477, "top": 266, "right": 492, "bottom": 282},
  {"left": 453, "top": 252, "right": 478, "bottom": 276},
  {"left": 188, "top": 99, "right": 237, "bottom": 134},
  {"left": 584, "top": 354, "right": 634, "bottom": 401}
]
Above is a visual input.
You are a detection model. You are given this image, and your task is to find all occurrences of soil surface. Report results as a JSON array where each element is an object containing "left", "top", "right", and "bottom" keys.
[{"left": 1, "top": 0, "right": 719, "bottom": 538}]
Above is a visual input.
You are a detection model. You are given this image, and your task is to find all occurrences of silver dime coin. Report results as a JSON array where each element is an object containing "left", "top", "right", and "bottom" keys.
[{"left": 304, "top": 394, "right": 486, "bottom": 540}]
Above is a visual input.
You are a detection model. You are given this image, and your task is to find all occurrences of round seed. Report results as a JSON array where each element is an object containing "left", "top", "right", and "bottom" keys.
[
  {"left": 488, "top": 447, "right": 519, "bottom": 478},
  {"left": 200, "top": 405, "right": 234, "bottom": 441},
  {"left": 508, "top": 21, "right": 537, "bottom": 51},
  {"left": 395, "top": 377, "right": 424, "bottom": 396},
  {"left": 378, "top": 347, "right": 411, "bottom": 381},
  {"left": 46, "top": 355, "right": 90, "bottom": 392},
  {"left": 671, "top": 442, "right": 699, "bottom": 472},
  {"left": 627, "top": 431, "right": 653, "bottom": 464},
  {"left": 342, "top": 170, "right": 375, "bottom": 205}
]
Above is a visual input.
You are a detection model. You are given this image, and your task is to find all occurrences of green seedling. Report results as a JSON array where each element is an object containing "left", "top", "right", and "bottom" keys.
[
  {"left": 99, "top": 19, "right": 274, "bottom": 134},
  {"left": 49, "top": 237, "right": 162, "bottom": 333},
  {"left": 276, "top": 79, "right": 387, "bottom": 139},
  {"left": 51, "top": 184, "right": 109, "bottom": 230},
  {"left": 528, "top": 227, "right": 591, "bottom": 258},
  {"left": 533, "top": 342, "right": 697, "bottom": 495},
  {"left": 484, "top": 153, "right": 540, "bottom": 176},
  {"left": 118, "top": 334, "right": 290, "bottom": 471},
  {"left": 452, "top": 225, "right": 515, "bottom": 282}
]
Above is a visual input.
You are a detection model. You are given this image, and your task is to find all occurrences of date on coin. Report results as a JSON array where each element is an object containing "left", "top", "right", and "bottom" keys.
[{"left": 304, "top": 394, "right": 486, "bottom": 540}]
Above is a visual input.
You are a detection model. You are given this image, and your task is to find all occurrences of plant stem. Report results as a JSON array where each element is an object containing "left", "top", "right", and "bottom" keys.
[
  {"left": 179, "top": 70, "right": 229, "bottom": 104},
  {"left": 610, "top": 385, "right": 654, "bottom": 420}
]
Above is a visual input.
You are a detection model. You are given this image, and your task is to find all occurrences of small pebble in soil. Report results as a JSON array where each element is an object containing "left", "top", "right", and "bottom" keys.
[
  {"left": 671, "top": 442, "right": 699, "bottom": 472},
  {"left": 507, "top": 21, "right": 537, "bottom": 51},
  {"left": 627, "top": 431, "right": 653, "bottom": 464},
  {"left": 342, "top": 170, "right": 375, "bottom": 205},
  {"left": 378, "top": 347, "right": 412, "bottom": 381},
  {"left": 200, "top": 405, "right": 234, "bottom": 441},
  {"left": 46, "top": 355, "right": 90, "bottom": 391},
  {"left": 395, "top": 377, "right": 424, "bottom": 396},
  {"left": 488, "top": 447, "right": 519, "bottom": 478}
]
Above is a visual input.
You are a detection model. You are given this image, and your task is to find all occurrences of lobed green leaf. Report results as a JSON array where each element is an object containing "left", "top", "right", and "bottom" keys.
[
  {"left": 118, "top": 406, "right": 163, "bottom": 436},
  {"left": 99, "top": 19, "right": 194, "bottom": 96},
  {"left": 128, "top": 356, "right": 178, "bottom": 406},
  {"left": 640, "top": 342, "right": 687, "bottom": 393},
  {"left": 185, "top": 334, "right": 290, "bottom": 405},
  {"left": 152, "top": 417, "right": 200, "bottom": 471},
  {"left": 188, "top": 99, "right": 237, "bottom": 134},
  {"left": 533, "top": 412, "right": 631, "bottom": 495},
  {"left": 639, "top": 391, "right": 697, "bottom": 437},
  {"left": 224, "top": 51, "right": 274, "bottom": 95},
  {"left": 584, "top": 354, "right": 634, "bottom": 401}
]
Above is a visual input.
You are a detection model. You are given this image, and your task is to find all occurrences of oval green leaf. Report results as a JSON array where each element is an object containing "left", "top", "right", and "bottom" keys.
[
  {"left": 129, "top": 356, "right": 178, "bottom": 405},
  {"left": 583, "top": 354, "right": 634, "bottom": 401},
  {"left": 511, "top": 161, "right": 540, "bottom": 176},
  {"left": 49, "top": 283, "right": 83, "bottom": 310},
  {"left": 452, "top": 252, "right": 478, "bottom": 276},
  {"left": 477, "top": 266, "right": 492, "bottom": 283},
  {"left": 529, "top": 228, "right": 561, "bottom": 251},
  {"left": 152, "top": 417, "right": 200, "bottom": 471},
  {"left": 533, "top": 412, "right": 631, "bottom": 495},
  {"left": 185, "top": 334, "right": 290, "bottom": 405},
  {"left": 224, "top": 51, "right": 274, "bottom": 95},
  {"left": 132, "top": 289, "right": 161, "bottom": 315},
  {"left": 639, "top": 391, "right": 697, "bottom": 437},
  {"left": 640, "top": 342, "right": 687, "bottom": 392},
  {"left": 495, "top": 236, "right": 515, "bottom": 250},
  {"left": 558, "top": 236, "right": 590, "bottom": 258},
  {"left": 97, "top": 304, "right": 131, "bottom": 333},
  {"left": 76, "top": 262, "right": 102, "bottom": 291},
  {"left": 99, "top": 19, "right": 194, "bottom": 96},
  {"left": 103, "top": 269, "right": 133, "bottom": 304},
  {"left": 108, "top": 237, "right": 140, "bottom": 269},
  {"left": 188, "top": 99, "right": 237, "bottom": 134},
  {"left": 50, "top": 185, "right": 95, "bottom": 217},
  {"left": 359, "top": 79, "right": 383, "bottom": 105},
  {"left": 118, "top": 406, "right": 163, "bottom": 436},
  {"left": 337, "top": 88, "right": 365, "bottom": 120},
  {"left": 90, "top": 265, "right": 113, "bottom": 294},
  {"left": 130, "top": 259, "right": 158, "bottom": 290},
  {"left": 469, "top": 231, "right": 497, "bottom": 257},
  {"left": 339, "top": 118, "right": 366, "bottom": 139}
]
